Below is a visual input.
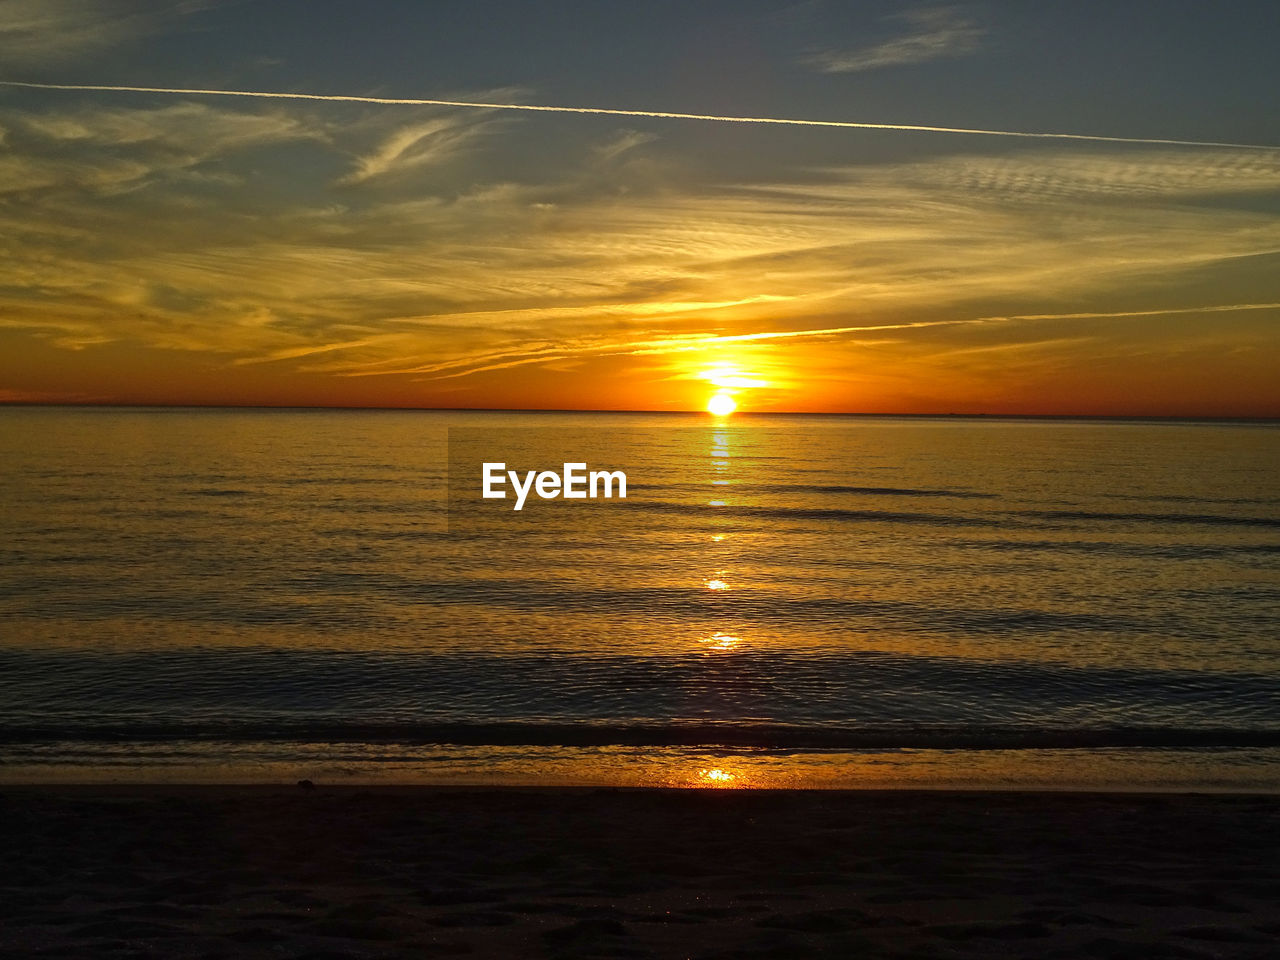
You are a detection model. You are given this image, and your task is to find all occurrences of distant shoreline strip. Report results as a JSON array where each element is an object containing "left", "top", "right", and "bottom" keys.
[{"left": 2, "top": 80, "right": 1276, "bottom": 150}]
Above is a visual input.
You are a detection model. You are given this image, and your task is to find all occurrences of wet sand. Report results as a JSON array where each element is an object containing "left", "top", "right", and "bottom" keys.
[{"left": 2, "top": 786, "right": 1278, "bottom": 958}]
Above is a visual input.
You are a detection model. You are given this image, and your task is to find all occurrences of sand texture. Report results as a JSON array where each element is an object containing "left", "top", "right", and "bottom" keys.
[{"left": 1, "top": 786, "right": 1278, "bottom": 959}]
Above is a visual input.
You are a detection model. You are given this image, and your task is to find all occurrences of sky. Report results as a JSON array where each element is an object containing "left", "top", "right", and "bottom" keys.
[{"left": 1, "top": 0, "right": 1278, "bottom": 415}]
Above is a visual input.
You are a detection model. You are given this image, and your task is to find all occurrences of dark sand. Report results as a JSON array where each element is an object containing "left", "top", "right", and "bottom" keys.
[{"left": 2, "top": 786, "right": 1278, "bottom": 959}]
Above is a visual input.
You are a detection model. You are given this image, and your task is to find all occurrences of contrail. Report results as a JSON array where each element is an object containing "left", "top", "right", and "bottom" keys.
[
  {"left": 2, "top": 80, "right": 1276, "bottom": 150},
  {"left": 342, "top": 301, "right": 1280, "bottom": 381}
]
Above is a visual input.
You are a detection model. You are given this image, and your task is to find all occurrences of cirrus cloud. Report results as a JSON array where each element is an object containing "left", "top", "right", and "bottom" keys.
[{"left": 803, "top": 5, "right": 984, "bottom": 74}]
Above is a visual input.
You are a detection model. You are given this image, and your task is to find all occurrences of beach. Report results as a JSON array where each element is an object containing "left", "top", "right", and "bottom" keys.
[{"left": 2, "top": 786, "right": 1277, "bottom": 959}]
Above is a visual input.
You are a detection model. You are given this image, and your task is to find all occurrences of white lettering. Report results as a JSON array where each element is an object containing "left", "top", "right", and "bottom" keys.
[
  {"left": 535, "top": 470, "right": 561, "bottom": 498},
  {"left": 482, "top": 462, "right": 506, "bottom": 498},
  {"left": 590, "top": 469, "right": 627, "bottom": 499},
  {"left": 509, "top": 469, "right": 536, "bottom": 511},
  {"left": 481, "top": 462, "right": 627, "bottom": 510},
  {"left": 562, "top": 462, "right": 587, "bottom": 498}
]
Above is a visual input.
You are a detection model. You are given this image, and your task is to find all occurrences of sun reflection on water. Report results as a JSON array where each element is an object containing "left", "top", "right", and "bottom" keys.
[
  {"left": 695, "top": 767, "right": 738, "bottom": 787},
  {"left": 701, "top": 632, "right": 740, "bottom": 650}
]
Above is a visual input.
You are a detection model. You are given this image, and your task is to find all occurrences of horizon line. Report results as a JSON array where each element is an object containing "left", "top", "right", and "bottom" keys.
[{"left": 2, "top": 401, "right": 1277, "bottom": 422}]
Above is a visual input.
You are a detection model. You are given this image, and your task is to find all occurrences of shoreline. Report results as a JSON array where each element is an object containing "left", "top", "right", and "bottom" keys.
[
  {"left": 4, "top": 785, "right": 1277, "bottom": 958},
  {"left": 4, "top": 783, "right": 1280, "bottom": 806},
  {"left": 2, "top": 781, "right": 1277, "bottom": 795}
]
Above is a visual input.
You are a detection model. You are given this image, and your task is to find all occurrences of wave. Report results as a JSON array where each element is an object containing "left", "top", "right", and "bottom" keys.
[
  {"left": 0, "top": 575, "right": 1152, "bottom": 634},
  {"left": 627, "top": 482, "right": 995, "bottom": 499},
  {"left": 1030, "top": 510, "right": 1280, "bottom": 528},
  {"left": 961, "top": 538, "right": 1280, "bottom": 558},
  {"left": 3, "top": 721, "right": 1279, "bottom": 750},
  {"left": 622, "top": 503, "right": 1280, "bottom": 530},
  {"left": 3, "top": 650, "right": 1276, "bottom": 735},
  {"left": 628, "top": 501, "right": 995, "bottom": 526}
]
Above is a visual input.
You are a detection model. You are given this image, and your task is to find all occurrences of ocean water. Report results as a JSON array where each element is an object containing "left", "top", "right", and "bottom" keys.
[{"left": 2, "top": 407, "right": 1278, "bottom": 789}]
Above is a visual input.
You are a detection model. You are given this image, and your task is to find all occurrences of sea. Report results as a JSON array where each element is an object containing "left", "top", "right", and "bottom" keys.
[{"left": 2, "top": 407, "right": 1278, "bottom": 790}]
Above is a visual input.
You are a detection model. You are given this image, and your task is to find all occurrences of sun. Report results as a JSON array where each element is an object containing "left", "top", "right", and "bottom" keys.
[{"left": 707, "top": 392, "right": 737, "bottom": 416}]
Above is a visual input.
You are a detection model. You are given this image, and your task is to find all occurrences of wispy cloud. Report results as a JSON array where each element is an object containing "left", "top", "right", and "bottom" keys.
[
  {"left": 0, "top": 85, "right": 1276, "bottom": 410},
  {"left": 905, "top": 150, "right": 1280, "bottom": 201},
  {"left": 592, "top": 129, "right": 660, "bottom": 163},
  {"left": 337, "top": 115, "right": 492, "bottom": 185},
  {"left": 5, "top": 138, "right": 1277, "bottom": 371},
  {"left": 803, "top": 6, "right": 984, "bottom": 74},
  {"left": 0, "top": 0, "right": 204, "bottom": 66},
  {"left": 0, "top": 100, "right": 323, "bottom": 197}
]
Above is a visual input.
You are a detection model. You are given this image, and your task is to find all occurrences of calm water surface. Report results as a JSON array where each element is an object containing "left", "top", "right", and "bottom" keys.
[{"left": 2, "top": 408, "right": 1277, "bottom": 788}]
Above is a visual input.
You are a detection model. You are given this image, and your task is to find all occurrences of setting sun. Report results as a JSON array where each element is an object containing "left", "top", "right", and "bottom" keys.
[{"left": 707, "top": 393, "right": 737, "bottom": 416}]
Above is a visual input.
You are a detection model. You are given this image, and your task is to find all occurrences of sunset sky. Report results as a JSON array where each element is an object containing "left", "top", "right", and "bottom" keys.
[{"left": 1, "top": 0, "right": 1277, "bottom": 415}]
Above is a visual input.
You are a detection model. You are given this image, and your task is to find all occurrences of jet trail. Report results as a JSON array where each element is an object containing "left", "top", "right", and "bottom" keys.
[
  {"left": 2, "top": 80, "right": 1276, "bottom": 150},
  {"left": 343, "top": 301, "right": 1280, "bottom": 381}
]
